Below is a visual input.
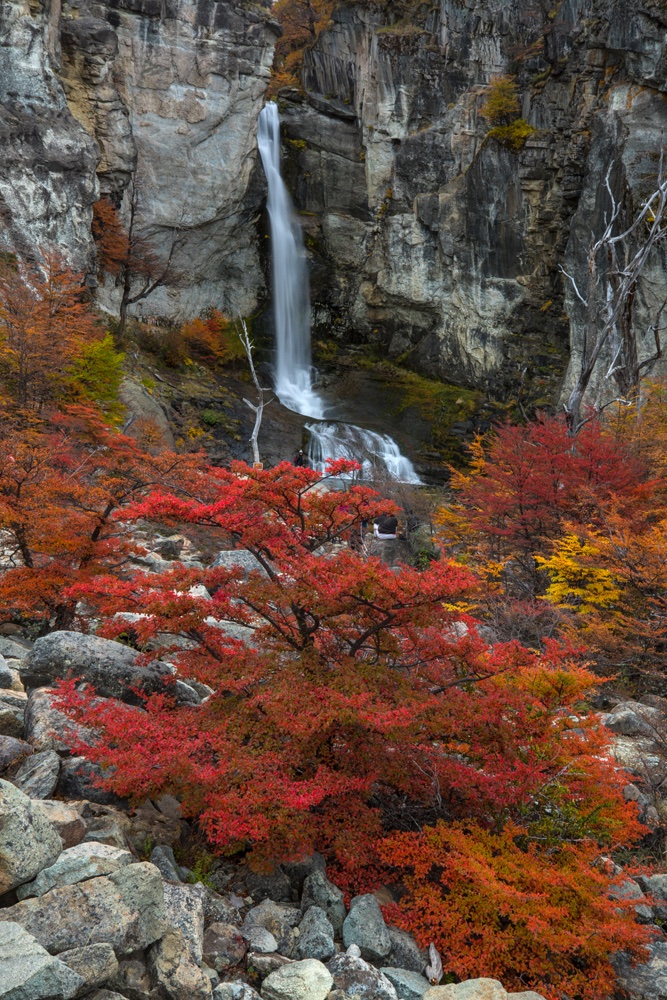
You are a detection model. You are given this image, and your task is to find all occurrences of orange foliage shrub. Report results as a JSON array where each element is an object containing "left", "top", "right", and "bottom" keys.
[{"left": 270, "top": 0, "right": 334, "bottom": 94}]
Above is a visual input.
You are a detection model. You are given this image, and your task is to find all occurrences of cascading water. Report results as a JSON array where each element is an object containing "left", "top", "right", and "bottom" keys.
[{"left": 257, "top": 102, "right": 420, "bottom": 484}]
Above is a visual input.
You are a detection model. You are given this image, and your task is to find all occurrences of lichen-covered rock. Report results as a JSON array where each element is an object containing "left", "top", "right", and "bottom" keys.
[
  {"left": 301, "top": 870, "right": 347, "bottom": 935},
  {"left": 613, "top": 940, "right": 667, "bottom": 1000},
  {"left": 0, "top": 920, "right": 85, "bottom": 1000},
  {"left": 260, "top": 959, "right": 333, "bottom": 1000},
  {"left": 296, "top": 905, "right": 334, "bottom": 962},
  {"left": 342, "top": 894, "right": 391, "bottom": 962},
  {"left": 33, "top": 800, "right": 86, "bottom": 850},
  {"left": 11, "top": 750, "right": 60, "bottom": 799},
  {"left": 148, "top": 928, "right": 213, "bottom": 1000},
  {"left": 213, "top": 984, "right": 261, "bottom": 1000},
  {"left": 150, "top": 844, "right": 183, "bottom": 882},
  {"left": 163, "top": 881, "right": 207, "bottom": 964},
  {"left": 0, "top": 735, "right": 32, "bottom": 771},
  {"left": 59, "top": 943, "right": 119, "bottom": 994},
  {"left": 243, "top": 926, "right": 279, "bottom": 954},
  {"left": 203, "top": 922, "right": 247, "bottom": 973},
  {"left": 0, "top": 779, "right": 62, "bottom": 894},
  {"left": 243, "top": 899, "right": 301, "bottom": 956},
  {"left": 24, "top": 689, "right": 93, "bottom": 756},
  {"left": 17, "top": 841, "right": 135, "bottom": 900},
  {"left": 0, "top": 861, "right": 166, "bottom": 955},
  {"left": 423, "top": 981, "right": 507, "bottom": 1000},
  {"left": 327, "top": 952, "right": 398, "bottom": 1000},
  {"left": 386, "top": 926, "right": 427, "bottom": 974},
  {"left": 381, "top": 967, "right": 431, "bottom": 999}
]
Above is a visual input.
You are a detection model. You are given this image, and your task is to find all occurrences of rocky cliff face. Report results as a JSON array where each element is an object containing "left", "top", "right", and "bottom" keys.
[
  {"left": 0, "top": 0, "right": 279, "bottom": 318},
  {"left": 280, "top": 0, "right": 667, "bottom": 401}
]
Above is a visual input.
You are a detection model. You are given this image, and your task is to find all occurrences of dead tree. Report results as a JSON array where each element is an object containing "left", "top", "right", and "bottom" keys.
[
  {"left": 237, "top": 319, "right": 273, "bottom": 466},
  {"left": 562, "top": 153, "right": 667, "bottom": 435}
]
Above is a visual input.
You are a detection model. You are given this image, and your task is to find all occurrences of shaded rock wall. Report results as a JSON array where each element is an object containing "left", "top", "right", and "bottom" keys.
[
  {"left": 280, "top": 0, "right": 667, "bottom": 400},
  {"left": 0, "top": 0, "right": 279, "bottom": 318}
]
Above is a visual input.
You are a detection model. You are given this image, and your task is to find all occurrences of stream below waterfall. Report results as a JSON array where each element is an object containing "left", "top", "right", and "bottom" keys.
[{"left": 257, "top": 103, "right": 420, "bottom": 484}]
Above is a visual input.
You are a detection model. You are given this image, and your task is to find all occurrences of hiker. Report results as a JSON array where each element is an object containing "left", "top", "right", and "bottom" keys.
[
  {"left": 374, "top": 513, "right": 398, "bottom": 539},
  {"left": 293, "top": 449, "right": 308, "bottom": 467}
]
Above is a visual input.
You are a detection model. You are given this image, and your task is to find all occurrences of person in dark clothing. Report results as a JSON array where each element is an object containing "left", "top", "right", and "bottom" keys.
[
  {"left": 293, "top": 449, "right": 308, "bottom": 467},
  {"left": 374, "top": 513, "right": 398, "bottom": 539}
]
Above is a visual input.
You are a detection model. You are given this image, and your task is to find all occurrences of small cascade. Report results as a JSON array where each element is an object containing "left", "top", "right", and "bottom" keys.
[
  {"left": 306, "top": 421, "right": 421, "bottom": 483},
  {"left": 257, "top": 102, "right": 420, "bottom": 484}
]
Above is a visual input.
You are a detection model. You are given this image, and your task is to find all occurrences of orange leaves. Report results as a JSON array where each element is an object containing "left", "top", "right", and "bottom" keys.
[
  {"left": 380, "top": 820, "right": 653, "bottom": 999},
  {"left": 92, "top": 198, "right": 129, "bottom": 277},
  {"left": 269, "top": 0, "right": 335, "bottom": 95}
]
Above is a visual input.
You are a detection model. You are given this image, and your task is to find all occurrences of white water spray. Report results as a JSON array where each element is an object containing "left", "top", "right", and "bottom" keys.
[{"left": 257, "top": 102, "right": 420, "bottom": 484}]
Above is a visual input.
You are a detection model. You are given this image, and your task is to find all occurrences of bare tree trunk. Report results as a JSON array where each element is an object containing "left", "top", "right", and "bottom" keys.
[{"left": 237, "top": 319, "right": 273, "bottom": 466}]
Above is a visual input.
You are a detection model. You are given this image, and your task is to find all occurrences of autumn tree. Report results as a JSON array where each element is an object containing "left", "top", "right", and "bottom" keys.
[
  {"left": 0, "top": 253, "right": 100, "bottom": 412},
  {"left": 92, "top": 190, "right": 183, "bottom": 335},
  {"left": 270, "top": 0, "right": 334, "bottom": 93}
]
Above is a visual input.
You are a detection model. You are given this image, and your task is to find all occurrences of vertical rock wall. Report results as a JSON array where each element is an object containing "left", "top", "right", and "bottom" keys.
[{"left": 280, "top": 0, "right": 667, "bottom": 401}]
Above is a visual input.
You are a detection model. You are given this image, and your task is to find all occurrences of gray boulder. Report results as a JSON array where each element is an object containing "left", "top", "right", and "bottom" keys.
[
  {"left": 108, "top": 953, "right": 158, "bottom": 1000},
  {"left": 422, "top": 982, "right": 507, "bottom": 999},
  {"left": 0, "top": 779, "right": 62, "bottom": 894},
  {"left": 203, "top": 922, "right": 247, "bottom": 972},
  {"left": 0, "top": 637, "right": 30, "bottom": 661},
  {"left": 243, "top": 899, "right": 301, "bottom": 956},
  {"left": 57, "top": 757, "right": 125, "bottom": 807},
  {"left": 601, "top": 701, "right": 661, "bottom": 737},
  {"left": 613, "top": 940, "right": 667, "bottom": 999},
  {"left": 301, "top": 870, "right": 347, "bottom": 934},
  {"left": 342, "top": 894, "right": 391, "bottom": 962},
  {"left": 243, "top": 865, "right": 292, "bottom": 903},
  {"left": 0, "top": 734, "right": 32, "bottom": 771},
  {"left": 243, "top": 926, "right": 278, "bottom": 953},
  {"left": 204, "top": 891, "right": 242, "bottom": 927},
  {"left": 22, "top": 631, "right": 178, "bottom": 705},
  {"left": 0, "top": 655, "right": 13, "bottom": 690},
  {"left": 260, "top": 959, "right": 333, "bottom": 1000},
  {"left": 33, "top": 800, "right": 86, "bottom": 850},
  {"left": 636, "top": 873, "right": 667, "bottom": 921},
  {"left": 11, "top": 750, "right": 60, "bottom": 799},
  {"left": 148, "top": 928, "right": 212, "bottom": 1000},
  {"left": 213, "top": 985, "right": 261, "bottom": 1000},
  {"left": 327, "top": 952, "right": 398, "bottom": 1000},
  {"left": 163, "top": 881, "right": 207, "bottom": 964},
  {"left": 24, "top": 689, "right": 93, "bottom": 755},
  {"left": 386, "top": 926, "right": 428, "bottom": 974},
  {"left": 210, "top": 550, "right": 267, "bottom": 576},
  {"left": 381, "top": 967, "right": 431, "bottom": 999},
  {"left": 0, "top": 693, "right": 25, "bottom": 739},
  {"left": 0, "top": 862, "right": 166, "bottom": 955},
  {"left": 17, "top": 841, "right": 135, "bottom": 900},
  {"left": 283, "top": 853, "right": 326, "bottom": 893},
  {"left": 609, "top": 878, "right": 654, "bottom": 923},
  {"left": 59, "top": 943, "right": 119, "bottom": 994},
  {"left": 0, "top": 921, "right": 85, "bottom": 1000},
  {"left": 150, "top": 844, "right": 182, "bottom": 882},
  {"left": 296, "top": 905, "right": 334, "bottom": 961}
]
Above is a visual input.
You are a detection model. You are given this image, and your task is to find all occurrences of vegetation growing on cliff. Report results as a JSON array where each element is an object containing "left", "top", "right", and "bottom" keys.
[{"left": 481, "top": 75, "right": 536, "bottom": 152}]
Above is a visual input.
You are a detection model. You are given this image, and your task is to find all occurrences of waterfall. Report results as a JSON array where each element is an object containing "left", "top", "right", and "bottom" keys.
[
  {"left": 257, "top": 103, "right": 324, "bottom": 419},
  {"left": 257, "top": 102, "right": 421, "bottom": 484}
]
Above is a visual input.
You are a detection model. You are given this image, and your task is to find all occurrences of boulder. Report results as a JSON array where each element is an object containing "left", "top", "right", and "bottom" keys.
[
  {"left": 243, "top": 865, "right": 292, "bottom": 903},
  {"left": 613, "top": 940, "right": 667, "bottom": 999},
  {"left": 0, "top": 920, "right": 85, "bottom": 1000},
  {"left": 0, "top": 779, "right": 62, "bottom": 894},
  {"left": 295, "top": 905, "right": 334, "bottom": 961},
  {"left": 59, "top": 943, "right": 119, "bottom": 994},
  {"left": 601, "top": 702, "right": 661, "bottom": 737},
  {"left": 243, "top": 899, "right": 301, "bottom": 956},
  {"left": 147, "top": 928, "right": 212, "bottom": 1000},
  {"left": 24, "top": 689, "right": 93, "bottom": 756},
  {"left": 0, "top": 655, "right": 13, "bottom": 690},
  {"left": 213, "top": 985, "right": 261, "bottom": 1000},
  {"left": 301, "top": 870, "right": 347, "bottom": 934},
  {"left": 0, "top": 734, "right": 32, "bottom": 771},
  {"left": 0, "top": 637, "right": 30, "bottom": 660},
  {"left": 609, "top": 878, "right": 654, "bottom": 922},
  {"left": 33, "top": 800, "right": 86, "bottom": 849},
  {"left": 342, "top": 893, "right": 391, "bottom": 962},
  {"left": 108, "top": 953, "right": 158, "bottom": 1000},
  {"left": 282, "top": 853, "right": 326, "bottom": 894},
  {"left": 22, "top": 631, "right": 177, "bottom": 705},
  {"left": 150, "top": 844, "right": 182, "bottom": 882},
  {"left": 386, "top": 926, "right": 428, "bottom": 974},
  {"left": 247, "top": 952, "right": 292, "bottom": 981},
  {"left": 58, "top": 757, "right": 125, "bottom": 807},
  {"left": 163, "top": 881, "right": 207, "bottom": 964},
  {"left": 17, "top": 841, "right": 135, "bottom": 900},
  {"left": 381, "top": 968, "right": 431, "bottom": 999},
  {"left": 11, "top": 750, "right": 60, "bottom": 799},
  {"left": 0, "top": 691, "right": 24, "bottom": 737},
  {"left": 210, "top": 550, "right": 267, "bottom": 576},
  {"left": 635, "top": 873, "right": 667, "bottom": 921},
  {"left": 423, "top": 981, "right": 507, "bottom": 1000},
  {"left": 507, "top": 993, "right": 546, "bottom": 999},
  {"left": 327, "top": 952, "right": 398, "bottom": 999},
  {"left": 87, "top": 992, "right": 130, "bottom": 1000},
  {"left": 243, "top": 926, "right": 279, "bottom": 953},
  {"left": 205, "top": 890, "right": 242, "bottom": 927},
  {"left": 203, "top": 922, "right": 247, "bottom": 972},
  {"left": 260, "top": 959, "right": 333, "bottom": 1000},
  {"left": 0, "top": 862, "right": 166, "bottom": 955}
]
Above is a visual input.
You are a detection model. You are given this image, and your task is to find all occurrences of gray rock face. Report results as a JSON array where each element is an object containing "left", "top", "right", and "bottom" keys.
[
  {"left": 203, "top": 922, "right": 247, "bottom": 973},
  {"left": 342, "top": 894, "right": 391, "bottom": 962},
  {"left": 59, "top": 943, "right": 119, "bottom": 994},
  {"left": 0, "top": 921, "right": 85, "bottom": 1000},
  {"left": 22, "top": 632, "right": 176, "bottom": 705},
  {"left": 381, "top": 968, "right": 431, "bottom": 1000},
  {"left": 301, "top": 870, "right": 347, "bottom": 935},
  {"left": 119, "top": 378, "right": 175, "bottom": 452},
  {"left": 0, "top": 779, "right": 62, "bottom": 894},
  {"left": 11, "top": 750, "right": 61, "bottom": 800},
  {"left": 327, "top": 952, "right": 398, "bottom": 1000},
  {"left": 147, "top": 928, "right": 213, "bottom": 1000},
  {"left": 0, "top": 861, "right": 166, "bottom": 955},
  {"left": 17, "top": 841, "right": 135, "bottom": 901},
  {"left": 296, "top": 906, "right": 335, "bottom": 962},
  {"left": 260, "top": 959, "right": 333, "bottom": 1000}
]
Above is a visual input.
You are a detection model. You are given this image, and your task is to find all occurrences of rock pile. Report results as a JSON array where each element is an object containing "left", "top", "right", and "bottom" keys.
[{"left": 2, "top": 626, "right": 666, "bottom": 999}]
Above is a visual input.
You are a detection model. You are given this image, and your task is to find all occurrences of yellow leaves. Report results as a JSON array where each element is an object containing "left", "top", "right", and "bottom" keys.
[{"left": 536, "top": 534, "right": 621, "bottom": 613}]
